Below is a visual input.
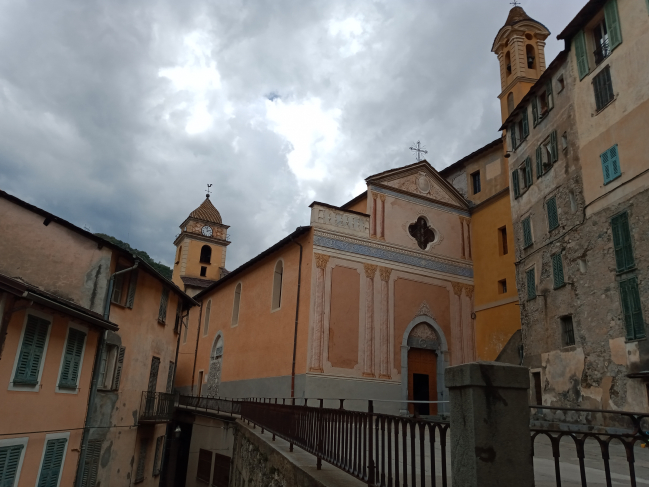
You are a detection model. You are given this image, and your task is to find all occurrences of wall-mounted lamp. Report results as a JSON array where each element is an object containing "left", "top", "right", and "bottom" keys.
[{"left": 504, "top": 151, "right": 513, "bottom": 159}]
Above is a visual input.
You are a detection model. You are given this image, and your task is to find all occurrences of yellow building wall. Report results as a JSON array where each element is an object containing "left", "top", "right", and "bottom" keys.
[
  {"left": 173, "top": 237, "right": 226, "bottom": 286},
  {"left": 345, "top": 194, "right": 368, "bottom": 214}
]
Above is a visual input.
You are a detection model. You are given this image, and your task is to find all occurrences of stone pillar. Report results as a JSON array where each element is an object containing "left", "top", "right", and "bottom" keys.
[
  {"left": 463, "top": 286, "right": 475, "bottom": 362},
  {"left": 363, "top": 264, "right": 377, "bottom": 377},
  {"left": 378, "top": 266, "right": 392, "bottom": 378},
  {"left": 451, "top": 282, "right": 464, "bottom": 364},
  {"left": 536, "top": 40, "right": 547, "bottom": 71},
  {"left": 311, "top": 253, "right": 329, "bottom": 372},
  {"left": 445, "top": 362, "right": 534, "bottom": 487},
  {"left": 379, "top": 194, "right": 386, "bottom": 240}
]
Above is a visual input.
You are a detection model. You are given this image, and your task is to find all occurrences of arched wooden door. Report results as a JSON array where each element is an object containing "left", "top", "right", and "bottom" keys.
[{"left": 407, "top": 348, "right": 438, "bottom": 415}]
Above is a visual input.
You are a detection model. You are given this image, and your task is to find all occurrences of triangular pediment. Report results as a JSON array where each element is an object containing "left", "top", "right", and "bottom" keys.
[{"left": 366, "top": 160, "right": 469, "bottom": 209}]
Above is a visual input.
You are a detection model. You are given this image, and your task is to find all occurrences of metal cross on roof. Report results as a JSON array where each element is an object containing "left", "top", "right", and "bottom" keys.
[
  {"left": 510, "top": 0, "right": 521, "bottom": 7},
  {"left": 206, "top": 183, "right": 212, "bottom": 198},
  {"left": 409, "top": 141, "right": 428, "bottom": 162}
]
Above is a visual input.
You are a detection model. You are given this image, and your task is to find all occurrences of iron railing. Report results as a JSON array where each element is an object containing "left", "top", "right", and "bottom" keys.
[
  {"left": 594, "top": 39, "right": 611, "bottom": 65},
  {"left": 178, "top": 395, "right": 241, "bottom": 415},
  {"left": 139, "top": 391, "right": 176, "bottom": 423}
]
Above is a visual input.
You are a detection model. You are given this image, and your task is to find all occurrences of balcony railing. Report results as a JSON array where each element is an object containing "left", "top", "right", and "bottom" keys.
[
  {"left": 139, "top": 391, "right": 176, "bottom": 423},
  {"left": 594, "top": 39, "right": 611, "bottom": 65}
]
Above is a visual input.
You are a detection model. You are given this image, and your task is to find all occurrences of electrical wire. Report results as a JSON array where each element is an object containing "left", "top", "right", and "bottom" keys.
[{"left": 0, "top": 424, "right": 136, "bottom": 437}]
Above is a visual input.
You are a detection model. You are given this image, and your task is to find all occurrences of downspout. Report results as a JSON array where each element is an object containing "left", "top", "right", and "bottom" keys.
[
  {"left": 290, "top": 236, "right": 303, "bottom": 398},
  {"left": 191, "top": 300, "right": 203, "bottom": 396},
  {"left": 75, "top": 260, "right": 139, "bottom": 487}
]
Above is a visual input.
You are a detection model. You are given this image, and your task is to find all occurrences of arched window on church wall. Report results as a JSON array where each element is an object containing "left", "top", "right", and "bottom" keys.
[
  {"left": 507, "top": 92, "right": 515, "bottom": 115},
  {"left": 272, "top": 260, "right": 283, "bottom": 310},
  {"left": 200, "top": 245, "right": 212, "bottom": 264},
  {"left": 203, "top": 300, "right": 211, "bottom": 336},
  {"left": 232, "top": 283, "right": 242, "bottom": 326}
]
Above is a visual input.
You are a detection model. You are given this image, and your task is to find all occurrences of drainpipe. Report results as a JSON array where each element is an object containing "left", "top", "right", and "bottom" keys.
[
  {"left": 75, "top": 260, "right": 139, "bottom": 487},
  {"left": 191, "top": 300, "right": 203, "bottom": 396},
  {"left": 289, "top": 236, "right": 303, "bottom": 398}
]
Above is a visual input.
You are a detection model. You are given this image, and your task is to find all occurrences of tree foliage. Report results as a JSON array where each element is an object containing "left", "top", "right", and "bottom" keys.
[{"left": 95, "top": 233, "right": 173, "bottom": 279}]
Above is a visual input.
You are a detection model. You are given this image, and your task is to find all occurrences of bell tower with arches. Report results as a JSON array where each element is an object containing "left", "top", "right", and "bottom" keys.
[
  {"left": 492, "top": 6, "right": 550, "bottom": 124},
  {"left": 172, "top": 195, "right": 231, "bottom": 296}
]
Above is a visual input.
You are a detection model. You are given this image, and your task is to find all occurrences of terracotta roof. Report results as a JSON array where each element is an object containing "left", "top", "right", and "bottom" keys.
[
  {"left": 189, "top": 196, "right": 223, "bottom": 224},
  {"left": 557, "top": 0, "right": 607, "bottom": 41},
  {"left": 504, "top": 6, "right": 533, "bottom": 26},
  {"left": 181, "top": 276, "right": 218, "bottom": 288}
]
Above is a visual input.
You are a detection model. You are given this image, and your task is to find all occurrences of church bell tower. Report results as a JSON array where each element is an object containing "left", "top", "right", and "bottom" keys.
[{"left": 172, "top": 194, "right": 230, "bottom": 296}]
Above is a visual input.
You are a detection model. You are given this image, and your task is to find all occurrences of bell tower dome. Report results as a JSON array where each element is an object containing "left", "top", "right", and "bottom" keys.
[
  {"left": 172, "top": 195, "right": 231, "bottom": 296},
  {"left": 492, "top": 6, "right": 550, "bottom": 124}
]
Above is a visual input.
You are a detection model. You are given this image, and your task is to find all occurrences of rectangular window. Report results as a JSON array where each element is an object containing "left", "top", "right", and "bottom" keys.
[
  {"left": 526, "top": 268, "right": 536, "bottom": 300},
  {"left": 593, "top": 66, "right": 614, "bottom": 111},
  {"left": 166, "top": 362, "right": 175, "bottom": 394},
  {"left": 98, "top": 345, "right": 125, "bottom": 391},
  {"left": 601, "top": 144, "right": 621, "bottom": 184},
  {"left": 521, "top": 108, "right": 529, "bottom": 139},
  {"left": 148, "top": 357, "right": 160, "bottom": 393},
  {"left": 611, "top": 212, "right": 635, "bottom": 272},
  {"left": 0, "top": 444, "right": 24, "bottom": 486},
  {"left": 532, "top": 372, "right": 542, "bottom": 405},
  {"left": 200, "top": 266, "right": 207, "bottom": 277},
  {"left": 552, "top": 253, "right": 565, "bottom": 289},
  {"left": 620, "top": 278, "right": 645, "bottom": 340},
  {"left": 158, "top": 288, "right": 169, "bottom": 324},
  {"left": 558, "top": 75, "right": 565, "bottom": 92},
  {"left": 546, "top": 197, "right": 559, "bottom": 231},
  {"left": 510, "top": 123, "right": 518, "bottom": 150},
  {"left": 212, "top": 453, "right": 232, "bottom": 487},
  {"left": 574, "top": 29, "right": 590, "bottom": 80},
  {"left": 604, "top": 0, "right": 622, "bottom": 50},
  {"left": 111, "top": 265, "right": 138, "bottom": 309},
  {"left": 37, "top": 437, "right": 67, "bottom": 487},
  {"left": 58, "top": 327, "right": 87, "bottom": 389},
  {"left": 152, "top": 436, "right": 164, "bottom": 476},
  {"left": 14, "top": 314, "right": 50, "bottom": 385},
  {"left": 135, "top": 438, "right": 149, "bottom": 483},
  {"left": 593, "top": 19, "right": 610, "bottom": 65},
  {"left": 512, "top": 170, "right": 521, "bottom": 198},
  {"left": 536, "top": 146, "right": 543, "bottom": 179},
  {"left": 197, "top": 449, "right": 213, "bottom": 483},
  {"left": 471, "top": 171, "right": 481, "bottom": 195},
  {"left": 498, "top": 226, "right": 508, "bottom": 255},
  {"left": 498, "top": 279, "right": 507, "bottom": 294},
  {"left": 525, "top": 157, "right": 533, "bottom": 187},
  {"left": 532, "top": 96, "right": 539, "bottom": 126},
  {"left": 80, "top": 440, "right": 101, "bottom": 487},
  {"left": 550, "top": 130, "right": 558, "bottom": 163},
  {"left": 561, "top": 316, "right": 575, "bottom": 346},
  {"left": 522, "top": 217, "right": 533, "bottom": 248}
]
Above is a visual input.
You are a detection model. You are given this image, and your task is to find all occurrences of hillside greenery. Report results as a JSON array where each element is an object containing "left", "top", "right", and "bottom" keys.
[{"left": 95, "top": 233, "right": 173, "bottom": 280}]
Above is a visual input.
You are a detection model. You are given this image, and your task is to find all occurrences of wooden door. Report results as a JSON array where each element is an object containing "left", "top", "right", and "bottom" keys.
[{"left": 407, "top": 348, "right": 437, "bottom": 415}]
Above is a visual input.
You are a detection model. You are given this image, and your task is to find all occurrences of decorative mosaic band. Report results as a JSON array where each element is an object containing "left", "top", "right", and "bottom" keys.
[
  {"left": 371, "top": 186, "right": 470, "bottom": 218},
  {"left": 314, "top": 235, "right": 473, "bottom": 278}
]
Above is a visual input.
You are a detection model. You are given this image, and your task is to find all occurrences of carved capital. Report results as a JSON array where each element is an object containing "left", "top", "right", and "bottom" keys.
[
  {"left": 379, "top": 266, "right": 392, "bottom": 282},
  {"left": 315, "top": 253, "right": 330, "bottom": 269},
  {"left": 363, "top": 263, "right": 378, "bottom": 279},
  {"left": 464, "top": 285, "right": 474, "bottom": 299},
  {"left": 379, "top": 194, "right": 386, "bottom": 202},
  {"left": 460, "top": 216, "right": 471, "bottom": 225},
  {"left": 451, "top": 282, "right": 464, "bottom": 297}
]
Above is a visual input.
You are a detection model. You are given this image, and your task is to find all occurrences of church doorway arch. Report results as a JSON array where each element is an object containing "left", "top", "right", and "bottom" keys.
[
  {"left": 400, "top": 316, "right": 449, "bottom": 416},
  {"left": 206, "top": 333, "right": 224, "bottom": 397}
]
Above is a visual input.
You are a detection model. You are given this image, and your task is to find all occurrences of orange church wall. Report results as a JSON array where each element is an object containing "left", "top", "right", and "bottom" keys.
[
  {"left": 344, "top": 194, "right": 368, "bottom": 214},
  {"left": 393, "top": 278, "right": 451, "bottom": 373},
  {"left": 328, "top": 266, "right": 360, "bottom": 370},
  {"left": 174, "top": 237, "right": 226, "bottom": 284}
]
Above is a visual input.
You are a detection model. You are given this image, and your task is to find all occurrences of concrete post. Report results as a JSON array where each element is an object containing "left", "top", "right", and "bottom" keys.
[{"left": 445, "top": 361, "right": 534, "bottom": 487}]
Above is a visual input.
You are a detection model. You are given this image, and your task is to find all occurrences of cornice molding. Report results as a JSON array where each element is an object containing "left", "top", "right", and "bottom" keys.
[{"left": 370, "top": 185, "right": 470, "bottom": 218}]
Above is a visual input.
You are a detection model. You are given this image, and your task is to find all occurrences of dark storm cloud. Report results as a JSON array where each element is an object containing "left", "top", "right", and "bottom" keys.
[{"left": 0, "top": 0, "right": 585, "bottom": 269}]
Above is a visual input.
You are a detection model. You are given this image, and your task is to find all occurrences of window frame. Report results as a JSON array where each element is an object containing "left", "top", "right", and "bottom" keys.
[
  {"left": 546, "top": 196, "right": 560, "bottom": 231},
  {"left": 611, "top": 211, "right": 635, "bottom": 273},
  {"left": 271, "top": 260, "right": 284, "bottom": 311},
  {"left": 56, "top": 323, "right": 89, "bottom": 394},
  {"left": 35, "top": 432, "right": 69, "bottom": 487},
  {"left": 601, "top": 144, "right": 622, "bottom": 185},
  {"left": 561, "top": 316, "right": 576, "bottom": 347},
  {"left": 522, "top": 217, "right": 533, "bottom": 249},
  {"left": 0, "top": 437, "right": 29, "bottom": 487},
  {"left": 619, "top": 277, "right": 645, "bottom": 341},
  {"left": 135, "top": 437, "right": 149, "bottom": 484},
  {"left": 471, "top": 170, "right": 481, "bottom": 195},
  {"left": 593, "top": 65, "right": 615, "bottom": 112},
  {"left": 232, "top": 283, "right": 242, "bottom": 327},
  {"left": 526, "top": 267, "right": 537, "bottom": 301},
  {"left": 552, "top": 253, "right": 565, "bottom": 289},
  {"left": 8, "top": 309, "right": 52, "bottom": 392},
  {"left": 203, "top": 299, "right": 212, "bottom": 336}
]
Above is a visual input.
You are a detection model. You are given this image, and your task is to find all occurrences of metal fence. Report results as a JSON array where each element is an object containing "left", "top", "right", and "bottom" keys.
[
  {"left": 178, "top": 394, "right": 241, "bottom": 415},
  {"left": 139, "top": 391, "right": 176, "bottom": 423}
]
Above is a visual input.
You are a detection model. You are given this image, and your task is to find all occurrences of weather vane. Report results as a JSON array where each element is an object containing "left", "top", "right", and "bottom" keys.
[
  {"left": 409, "top": 141, "right": 428, "bottom": 162},
  {"left": 510, "top": 0, "right": 520, "bottom": 7},
  {"left": 206, "top": 183, "right": 212, "bottom": 198}
]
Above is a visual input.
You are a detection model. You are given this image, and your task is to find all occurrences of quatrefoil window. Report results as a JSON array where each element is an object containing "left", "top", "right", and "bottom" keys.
[{"left": 408, "top": 217, "right": 436, "bottom": 250}]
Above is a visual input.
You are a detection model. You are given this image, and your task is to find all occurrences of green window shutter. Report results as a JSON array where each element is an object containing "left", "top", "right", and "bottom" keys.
[
  {"left": 135, "top": 439, "right": 149, "bottom": 483},
  {"left": 547, "top": 197, "right": 559, "bottom": 231},
  {"left": 148, "top": 357, "right": 160, "bottom": 392},
  {"left": 80, "top": 440, "right": 101, "bottom": 487},
  {"left": 552, "top": 253, "right": 565, "bottom": 289},
  {"left": 166, "top": 362, "right": 175, "bottom": 394},
  {"left": 536, "top": 146, "right": 543, "bottom": 178},
  {"left": 550, "top": 131, "right": 558, "bottom": 163},
  {"left": 158, "top": 288, "right": 169, "bottom": 323},
  {"left": 522, "top": 217, "right": 533, "bottom": 248},
  {"left": 525, "top": 157, "right": 533, "bottom": 187},
  {"left": 574, "top": 30, "right": 590, "bottom": 80},
  {"left": 620, "top": 278, "right": 645, "bottom": 339},
  {"left": 126, "top": 269, "right": 138, "bottom": 309},
  {"left": 522, "top": 108, "right": 529, "bottom": 139},
  {"left": 611, "top": 212, "right": 635, "bottom": 272},
  {"left": 532, "top": 97, "right": 539, "bottom": 126},
  {"left": 546, "top": 80, "right": 554, "bottom": 110},
  {"left": 510, "top": 124, "right": 518, "bottom": 149},
  {"left": 153, "top": 436, "right": 164, "bottom": 476},
  {"left": 512, "top": 171, "right": 520, "bottom": 198},
  {"left": 59, "top": 328, "right": 86, "bottom": 389},
  {"left": 14, "top": 315, "right": 50, "bottom": 385},
  {"left": 526, "top": 268, "right": 536, "bottom": 300},
  {"left": 604, "top": 0, "right": 622, "bottom": 50},
  {"left": 601, "top": 144, "right": 621, "bottom": 184},
  {"left": 112, "top": 347, "right": 126, "bottom": 390},
  {"left": 0, "top": 445, "right": 24, "bottom": 486},
  {"left": 37, "top": 438, "right": 67, "bottom": 487}
]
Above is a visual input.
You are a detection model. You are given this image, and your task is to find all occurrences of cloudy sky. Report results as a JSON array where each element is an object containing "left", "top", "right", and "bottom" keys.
[{"left": 0, "top": 0, "right": 585, "bottom": 270}]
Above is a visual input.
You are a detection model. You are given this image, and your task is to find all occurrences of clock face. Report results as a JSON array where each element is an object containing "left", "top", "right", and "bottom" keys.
[{"left": 201, "top": 225, "right": 213, "bottom": 237}]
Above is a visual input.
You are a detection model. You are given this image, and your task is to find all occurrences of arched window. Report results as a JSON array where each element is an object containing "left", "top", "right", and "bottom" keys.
[
  {"left": 200, "top": 245, "right": 212, "bottom": 264},
  {"left": 203, "top": 300, "right": 211, "bottom": 336},
  {"left": 176, "top": 246, "right": 182, "bottom": 264},
  {"left": 507, "top": 93, "right": 515, "bottom": 115},
  {"left": 272, "top": 260, "right": 283, "bottom": 310},
  {"left": 232, "top": 283, "right": 242, "bottom": 326},
  {"left": 505, "top": 51, "right": 512, "bottom": 74},
  {"left": 526, "top": 44, "right": 536, "bottom": 70}
]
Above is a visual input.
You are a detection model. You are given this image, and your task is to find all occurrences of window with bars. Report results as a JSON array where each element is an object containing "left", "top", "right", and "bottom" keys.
[
  {"left": 152, "top": 436, "right": 164, "bottom": 476},
  {"left": 471, "top": 171, "right": 481, "bottom": 194},
  {"left": 158, "top": 288, "right": 169, "bottom": 324},
  {"left": 212, "top": 453, "right": 232, "bottom": 487},
  {"left": 593, "top": 66, "right": 614, "bottom": 111},
  {"left": 526, "top": 268, "right": 536, "bottom": 300},
  {"left": 552, "top": 253, "right": 565, "bottom": 289},
  {"left": 0, "top": 444, "right": 24, "bottom": 486},
  {"left": 611, "top": 212, "right": 634, "bottom": 272},
  {"left": 58, "top": 327, "right": 86, "bottom": 389},
  {"left": 522, "top": 217, "right": 533, "bottom": 248},
  {"left": 620, "top": 278, "right": 645, "bottom": 340},
  {"left": 197, "top": 449, "right": 212, "bottom": 483},
  {"left": 14, "top": 314, "right": 50, "bottom": 386},
  {"left": 601, "top": 144, "right": 621, "bottom": 185},
  {"left": 135, "top": 438, "right": 149, "bottom": 483},
  {"left": 166, "top": 362, "right": 175, "bottom": 393},
  {"left": 148, "top": 357, "right": 160, "bottom": 393},
  {"left": 37, "top": 437, "right": 67, "bottom": 487},
  {"left": 561, "top": 316, "right": 575, "bottom": 346},
  {"left": 547, "top": 197, "right": 559, "bottom": 231}
]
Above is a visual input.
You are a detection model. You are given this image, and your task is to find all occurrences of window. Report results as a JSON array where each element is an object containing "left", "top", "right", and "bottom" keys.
[
  {"left": 524, "top": 157, "right": 533, "bottom": 188},
  {"left": 593, "top": 66, "right": 614, "bottom": 111},
  {"left": 135, "top": 438, "right": 149, "bottom": 483},
  {"left": 272, "top": 261, "right": 283, "bottom": 310},
  {"left": 58, "top": 327, "right": 87, "bottom": 390},
  {"left": 111, "top": 265, "right": 138, "bottom": 309},
  {"left": 611, "top": 212, "right": 634, "bottom": 272},
  {"left": 174, "top": 302, "right": 183, "bottom": 334},
  {"left": 13, "top": 313, "right": 50, "bottom": 387},
  {"left": 510, "top": 123, "right": 518, "bottom": 150},
  {"left": 574, "top": 30, "right": 590, "bottom": 80},
  {"left": 561, "top": 316, "right": 575, "bottom": 346},
  {"left": 557, "top": 75, "right": 565, "bottom": 93},
  {"left": 536, "top": 131, "right": 558, "bottom": 179},
  {"left": 512, "top": 170, "right": 520, "bottom": 199},
  {"left": 522, "top": 217, "right": 533, "bottom": 248},
  {"left": 148, "top": 357, "right": 160, "bottom": 392},
  {"left": 526, "top": 44, "right": 536, "bottom": 69},
  {"left": 532, "top": 371, "right": 542, "bottom": 405},
  {"left": 521, "top": 108, "right": 529, "bottom": 140},
  {"left": 232, "top": 283, "right": 242, "bottom": 326},
  {"left": 561, "top": 132, "right": 568, "bottom": 151},
  {"left": 603, "top": 0, "right": 622, "bottom": 50},
  {"left": 498, "top": 279, "right": 507, "bottom": 294},
  {"left": 152, "top": 436, "right": 164, "bottom": 476},
  {"left": 98, "top": 345, "right": 125, "bottom": 391},
  {"left": 212, "top": 453, "right": 231, "bottom": 487},
  {"left": 505, "top": 51, "right": 512, "bottom": 74},
  {"left": 80, "top": 440, "right": 101, "bottom": 487},
  {"left": 204, "top": 300, "right": 212, "bottom": 336},
  {"left": 200, "top": 245, "right": 212, "bottom": 264},
  {"left": 0, "top": 441, "right": 26, "bottom": 486},
  {"left": 166, "top": 362, "right": 175, "bottom": 393},
  {"left": 552, "top": 253, "right": 565, "bottom": 289},
  {"left": 601, "top": 144, "right": 621, "bottom": 184},
  {"left": 532, "top": 82, "right": 554, "bottom": 125},
  {"left": 526, "top": 268, "right": 536, "bottom": 300},
  {"left": 200, "top": 266, "right": 207, "bottom": 277},
  {"left": 197, "top": 449, "right": 212, "bottom": 483},
  {"left": 620, "top": 278, "right": 645, "bottom": 340},
  {"left": 546, "top": 197, "right": 559, "bottom": 231},
  {"left": 158, "top": 288, "right": 169, "bottom": 324},
  {"left": 498, "top": 226, "right": 508, "bottom": 255},
  {"left": 37, "top": 436, "right": 67, "bottom": 487},
  {"left": 593, "top": 19, "right": 610, "bottom": 64}
]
